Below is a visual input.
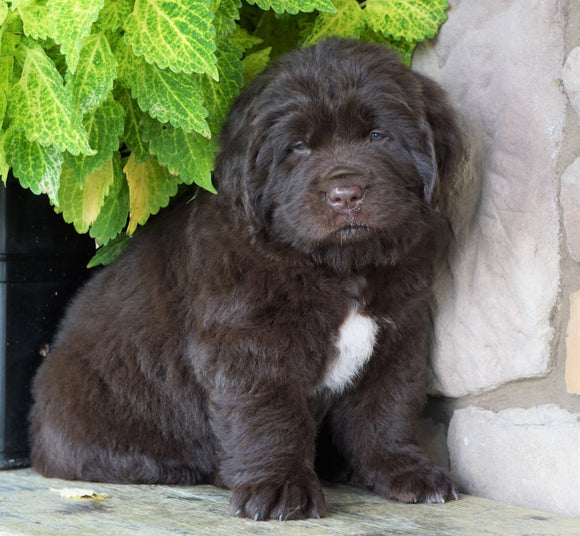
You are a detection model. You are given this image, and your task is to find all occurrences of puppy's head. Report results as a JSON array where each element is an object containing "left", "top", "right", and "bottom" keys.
[{"left": 215, "top": 38, "right": 462, "bottom": 267}]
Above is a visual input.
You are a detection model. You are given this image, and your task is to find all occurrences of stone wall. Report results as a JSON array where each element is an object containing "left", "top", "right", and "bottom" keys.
[{"left": 413, "top": 0, "right": 580, "bottom": 518}]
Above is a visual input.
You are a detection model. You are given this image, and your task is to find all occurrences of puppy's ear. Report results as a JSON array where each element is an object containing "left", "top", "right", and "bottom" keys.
[
  {"left": 213, "top": 71, "right": 275, "bottom": 228},
  {"left": 414, "top": 74, "right": 463, "bottom": 206}
]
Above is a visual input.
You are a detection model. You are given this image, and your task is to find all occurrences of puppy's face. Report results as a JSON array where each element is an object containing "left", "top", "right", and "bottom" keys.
[
  {"left": 215, "top": 39, "right": 461, "bottom": 265},
  {"left": 253, "top": 87, "right": 433, "bottom": 251}
]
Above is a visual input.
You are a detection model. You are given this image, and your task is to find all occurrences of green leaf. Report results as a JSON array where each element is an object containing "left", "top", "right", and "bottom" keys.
[
  {"left": 65, "top": 97, "right": 125, "bottom": 185},
  {"left": 0, "top": 55, "right": 14, "bottom": 88},
  {"left": 96, "top": 0, "right": 133, "bottom": 33},
  {"left": 199, "top": 38, "right": 244, "bottom": 131},
  {"left": 359, "top": 26, "right": 416, "bottom": 65},
  {"left": 7, "top": 42, "right": 93, "bottom": 156},
  {"left": 0, "top": 96, "right": 5, "bottom": 133},
  {"left": 128, "top": 56, "right": 210, "bottom": 137},
  {"left": 90, "top": 151, "right": 129, "bottom": 244},
  {"left": 0, "top": 131, "right": 8, "bottom": 184},
  {"left": 66, "top": 32, "right": 117, "bottom": 117},
  {"left": 15, "top": 1, "right": 51, "bottom": 40},
  {"left": 124, "top": 153, "right": 180, "bottom": 234},
  {"left": 242, "top": 47, "right": 271, "bottom": 86},
  {"left": 246, "top": 0, "right": 336, "bottom": 15},
  {"left": 0, "top": 2, "right": 7, "bottom": 26},
  {"left": 300, "top": 0, "right": 364, "bottom": 46},
  {"left": 6, "top": 127, "right": 63, "bottom": 206},
  {"left": 124, "top": 0, "right": 218, "bottom": 79},
  {"left": 384, "top": 35, "right": 416, "bottom": 65},
  {"left": 109, "top": 33, "right": 133, "bottom": 88},
  {"left": 0, "top": 64, "right": 8, "bottom": 123},
  {"left": 0, "top": 27, "right": 21, "bottom": 56},
  {"left": 231, "top": 27, "right": 263, "bottom": 51},
  {"left": 213, "top": 0, "right": 241, "bottom": 39},
  {"left": 59, "top": 157, "right": 116, "bottom": 233},
  {"left": 87, "top": 231, "right": 131, "bottom": 268},
  {"left": 364, "top": 0, "right": 449, "bottom": 42},
  {"left": 142, "top": 116, "right": 217, "bottom": 193},
  {"left": 47, "top": 0, "right": 105, "bottom": 73},
  {"left": 118, "top": 89, "right": 150, "bottom": 163},
  {"left": 252, "top": 10, "right": 314, "bottom": 59}
]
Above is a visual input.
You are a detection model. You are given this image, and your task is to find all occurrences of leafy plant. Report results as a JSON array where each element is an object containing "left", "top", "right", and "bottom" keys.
[{"left": 0, "top": 0, "right": 449, "bottom": 265}]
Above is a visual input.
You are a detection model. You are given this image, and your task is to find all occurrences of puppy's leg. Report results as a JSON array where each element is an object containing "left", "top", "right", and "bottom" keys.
[
  {"left": 31, "top": 423, "right": 209, "bottom": 485},
  {"left": 210, "top": 381, "right": 326, "bottom": 520},
  {"left": 328, "top": 335, "right": 458, "bottom": 504},
  {"left": 30, "top": 345, "right": 219, "bottom": 486}
]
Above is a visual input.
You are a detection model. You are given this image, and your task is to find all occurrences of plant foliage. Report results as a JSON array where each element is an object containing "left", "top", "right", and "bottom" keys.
[{"left": 0, "top": 0, "right": 449, "bottom": 265}]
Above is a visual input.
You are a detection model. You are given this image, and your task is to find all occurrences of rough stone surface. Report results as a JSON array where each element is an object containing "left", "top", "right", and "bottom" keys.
[
  {"left": 566, "top": 290, "right": 580, "bottom": 394},
  {"left": 561, "top": 158, "right": 580, "bottom": 262},
  {"left": 413, "top": 0, "right": 566, "bottom": 397},
  {"left": 563, "top": 46, "right": 580, "bottom": 119},
  {"left": 4, "top": 469, "right": 580, "bottom": 536},
  {"left": 448, "top": 405, "right": 580, "bottom": 517}
]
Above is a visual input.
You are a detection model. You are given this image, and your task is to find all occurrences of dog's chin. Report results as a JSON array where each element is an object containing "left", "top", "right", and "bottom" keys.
[
  {"left": 292, "top": 221, "right": 382, "bottom": 250},
  {"left": 329, "top": 224, "right": 374, "bottom": 244},
  {"left": 285, "top": 223, "right": 376, "bottom": 250}
]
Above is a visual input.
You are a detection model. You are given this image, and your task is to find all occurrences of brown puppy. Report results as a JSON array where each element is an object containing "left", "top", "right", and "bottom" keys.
[{"left": 30, "top": 38, "right": 463, "bottom": 521}]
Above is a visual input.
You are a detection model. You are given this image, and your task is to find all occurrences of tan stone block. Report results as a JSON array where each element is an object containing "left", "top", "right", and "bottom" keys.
[
  {"left": 561, "top": 158, "right": 580, "bottom": 262},
  {"left": 448, "top": 405, "right": 580, "bottom": 517},
  {"left": 414, "top": 0, "right": 564, "bottom": 396},
  {"left": 564, "top": 47, "right": 580, "bottom": 120},
  {"left": 566, "top": 290, "right": 580, "bottom": 394}
]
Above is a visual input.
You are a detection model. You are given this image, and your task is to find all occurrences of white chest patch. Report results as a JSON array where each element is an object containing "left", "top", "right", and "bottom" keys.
[{"left": 322, "top": 308, "right": 379, "bottom": 393}]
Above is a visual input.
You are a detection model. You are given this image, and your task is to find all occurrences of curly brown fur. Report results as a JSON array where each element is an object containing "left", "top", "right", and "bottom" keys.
[{"left": 30, "top": 38, "right": 463, "bottom": 521}]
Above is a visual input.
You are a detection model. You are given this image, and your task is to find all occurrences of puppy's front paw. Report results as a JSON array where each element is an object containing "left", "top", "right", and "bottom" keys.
[
  {"left": 363, "top": 456, "right": 458, "bottom": 504},
  {"left": 230, "top": 471, "right": 327, "bottom": 521}
]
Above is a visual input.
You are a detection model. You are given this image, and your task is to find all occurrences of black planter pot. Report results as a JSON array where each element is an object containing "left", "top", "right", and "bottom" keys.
[{"left": 0, "top": 177, "right": 95, "bottom": 469}]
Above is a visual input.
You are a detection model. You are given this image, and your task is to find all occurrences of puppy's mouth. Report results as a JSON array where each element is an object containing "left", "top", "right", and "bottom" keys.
[
  {"left": 331, "top": 222, "right": 373, "bottom": 243},
  {"left": 325, "top": 196, "right": 375, "bottom": 243}
]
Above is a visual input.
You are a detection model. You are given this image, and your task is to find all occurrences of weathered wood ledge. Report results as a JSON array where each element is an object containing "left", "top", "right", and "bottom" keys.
[{"left": 1, "top": 468, "right": 578, "bottom": 536}]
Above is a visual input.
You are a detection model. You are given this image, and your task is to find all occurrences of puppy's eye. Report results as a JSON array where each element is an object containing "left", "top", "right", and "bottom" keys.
[
  {"left": 369, "top": 131, "right": 388, "bottom": 142},
  {"left": 292, "top": 141, "right": 310, "bottom": 153}
]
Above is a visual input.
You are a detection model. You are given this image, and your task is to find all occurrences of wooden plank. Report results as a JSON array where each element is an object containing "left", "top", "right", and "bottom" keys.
[{"left": 0, "top": 469, "right": 578, "bottom": 536}]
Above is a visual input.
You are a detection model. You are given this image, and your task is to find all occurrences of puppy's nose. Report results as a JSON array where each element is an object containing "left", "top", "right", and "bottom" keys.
[{"left": 327, "top": 185, "right": 364, "bottom": 211}]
